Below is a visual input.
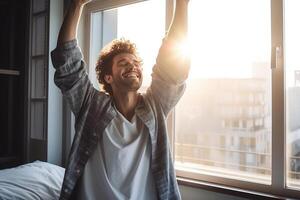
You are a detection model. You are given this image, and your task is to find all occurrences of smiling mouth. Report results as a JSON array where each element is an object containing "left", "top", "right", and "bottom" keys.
[{"left": 123, "top": 71, "right": 140, "bottom": 78}]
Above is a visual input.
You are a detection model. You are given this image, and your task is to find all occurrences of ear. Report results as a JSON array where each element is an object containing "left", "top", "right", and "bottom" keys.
[{"left": 104, "top": 74, "right": 113, "bottom": 84}]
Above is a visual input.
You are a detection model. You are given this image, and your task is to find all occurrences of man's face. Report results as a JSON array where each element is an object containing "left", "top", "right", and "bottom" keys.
[{"left": 105, "top": 53, "right": 143, "bottom": 93}]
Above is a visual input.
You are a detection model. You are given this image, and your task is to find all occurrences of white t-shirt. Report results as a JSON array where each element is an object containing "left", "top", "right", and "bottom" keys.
[{"left": 78, "top": 109, "right": 157, "bottom": 200}]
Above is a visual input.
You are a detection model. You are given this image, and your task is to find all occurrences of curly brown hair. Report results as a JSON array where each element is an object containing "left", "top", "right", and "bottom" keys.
[{"left": 95, "top": 38, "right": 142, "bottom": 95}]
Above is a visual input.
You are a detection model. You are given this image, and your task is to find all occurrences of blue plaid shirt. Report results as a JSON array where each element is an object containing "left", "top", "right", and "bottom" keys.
[{"left": 51, "top": 39, "right": 187, "bottom": 200}]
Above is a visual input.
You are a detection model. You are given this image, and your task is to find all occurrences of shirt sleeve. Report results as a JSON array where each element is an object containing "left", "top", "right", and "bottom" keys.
[
  {"left": 147, "top": 39, "right": 189, "bottom": 117},
  {"left": 51, "top": 39, "right": 94, "bottom": 117}
]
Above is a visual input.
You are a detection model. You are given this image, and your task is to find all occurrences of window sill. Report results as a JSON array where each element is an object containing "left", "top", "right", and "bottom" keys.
[{"left": 177, "top": 177, "right": 293, "bottom": 200}]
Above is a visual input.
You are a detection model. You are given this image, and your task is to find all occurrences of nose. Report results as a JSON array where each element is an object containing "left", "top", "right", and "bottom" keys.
[
  {"left": 128, "top": 62, "right": 142, "bottom": 70},
  {"left": 128, "top": 62, "right": 135, "bottom": 68}
]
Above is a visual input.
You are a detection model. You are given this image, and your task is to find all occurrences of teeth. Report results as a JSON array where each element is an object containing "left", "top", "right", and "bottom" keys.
[{"left": 124, "top": 72, "right": 138, "bottom": 78}]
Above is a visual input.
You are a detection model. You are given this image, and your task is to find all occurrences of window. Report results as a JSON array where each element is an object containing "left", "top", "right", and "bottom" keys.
[
  {"left": 285, "top": 0, "right": 300, "bottom": 190},
  {"left": 85, "top": 0, "right": 300, "bottom": 198},
  {"left": 86, "top": 0, "right": 165, "bottom": 91},
  {"left": 175, "top": 0, "right": 272, "bottom": 185}
]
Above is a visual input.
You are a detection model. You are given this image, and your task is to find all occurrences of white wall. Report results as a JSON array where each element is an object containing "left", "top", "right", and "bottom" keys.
[
  {"left": 179, "top": 185, "right": 249, "bottom": 200},
  {"left": 47, "top": 0, "right": 63, "bottom": 165}
]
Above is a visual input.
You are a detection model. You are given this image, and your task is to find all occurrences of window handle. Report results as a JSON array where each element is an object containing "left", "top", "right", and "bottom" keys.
[{"left": 271, "top": 46, "right": 281, "bottom": 69}]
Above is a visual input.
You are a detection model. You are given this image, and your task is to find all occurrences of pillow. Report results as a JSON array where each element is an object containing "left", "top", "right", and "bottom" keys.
[{"left": 0, "top": 161, "right": 65, "bottom": 200}]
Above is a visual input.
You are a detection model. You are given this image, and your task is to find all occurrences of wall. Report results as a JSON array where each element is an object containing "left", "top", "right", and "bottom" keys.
[
  {"left": 47, "top": 0, "right": 63, "bottom": 165},
  {"left": 179, "top": 185, "right": 249, "bottom": 200}
]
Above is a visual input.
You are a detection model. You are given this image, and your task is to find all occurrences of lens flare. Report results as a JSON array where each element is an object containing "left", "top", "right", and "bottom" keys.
[{"left": 175, "top": 38, "right": 191, "bottom": 59}]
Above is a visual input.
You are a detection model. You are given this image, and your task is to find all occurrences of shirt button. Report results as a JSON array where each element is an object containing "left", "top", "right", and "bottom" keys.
[
  {"left": 64, "top": 188, "right": 68, "bottom": 193},
  {"left": 85, "top": 150, "right": 89, "bottom": 155},
  {"left": 76, "top": 169, "right": 80, "bottom": 174}
]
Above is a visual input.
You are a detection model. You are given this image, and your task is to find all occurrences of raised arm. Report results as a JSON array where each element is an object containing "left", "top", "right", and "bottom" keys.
[
  {"left": 57, "top": 0, "right": 91, "bottom": 46},
  {"left": 149, "top": 0, "right": 190, "bottom": 116},
  {"left": 155, "top": 0, "right": 190, "bottom": 84},
  {"left": 51, "top": 0, "right": 95, "bottom": 117},
  {"left": 166, "top": 0, "right": 189, "bottom": 43}
]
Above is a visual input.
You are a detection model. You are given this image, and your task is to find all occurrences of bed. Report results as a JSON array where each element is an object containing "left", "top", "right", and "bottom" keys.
[{"left": 0, "top": 161, "right": 65, "bottom": 200}]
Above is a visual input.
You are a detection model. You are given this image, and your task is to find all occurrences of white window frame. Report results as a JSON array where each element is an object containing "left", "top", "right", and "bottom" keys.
[{"left": 82, "top": 0, "right": 300, "bottom": 199}]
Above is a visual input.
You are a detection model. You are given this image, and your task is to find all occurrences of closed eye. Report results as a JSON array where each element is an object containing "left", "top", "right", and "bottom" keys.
[
  {"left": 118, "top": 60, "right": 141, "bottom": 68},
  {"left": 119, "top": 62, "right": 131, "bottom": 67}
]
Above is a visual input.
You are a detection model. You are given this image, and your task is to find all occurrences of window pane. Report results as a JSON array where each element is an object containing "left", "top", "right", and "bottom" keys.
[
  {"left": 117, "top": 1, "right": 165, "bottom": 89},
  {"left": 175, "top": 0, "right": 272, "bottom": 184},
  {"left": 89, "top": 0, "right": 165, "bottom": 91},
  {"left": 285, "top": 0, "right": 300, "bottom": 190},
  {"left": 32, "top": 15, "right": 46, "bottom": 56}
]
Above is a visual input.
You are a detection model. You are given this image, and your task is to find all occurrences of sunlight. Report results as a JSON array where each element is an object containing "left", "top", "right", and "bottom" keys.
[
  {"left": 187, "top": 0, "right": 270, "bottom": 79},
  {"left": 116, "top": 0, "right": 270, "bottom": 81},
  {"left": 285, "top": 0, "right": 300, "bottom": 87},
  {"left": 117, "top": 0, "right": 165, "bottom": 87},
  {"left": 175, "top": 38, "right": 191, "bottom": 60}
]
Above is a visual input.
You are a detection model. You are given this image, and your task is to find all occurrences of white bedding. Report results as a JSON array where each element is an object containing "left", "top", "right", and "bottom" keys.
[{"left": 0, "top": 161, "right": 65, "bottom": 200}]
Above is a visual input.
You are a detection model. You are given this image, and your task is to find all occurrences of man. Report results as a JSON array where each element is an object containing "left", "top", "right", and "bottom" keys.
[{"left": 51, "top": 0, "right": 190, "bottom": 199}]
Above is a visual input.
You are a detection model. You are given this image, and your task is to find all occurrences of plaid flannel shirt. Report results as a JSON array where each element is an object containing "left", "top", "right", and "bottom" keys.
[{"left": 51, "top": 39, "right": 187, "bottom": 200}]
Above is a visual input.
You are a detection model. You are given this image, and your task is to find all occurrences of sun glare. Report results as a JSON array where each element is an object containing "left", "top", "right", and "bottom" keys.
[
  {"left": 117, "top": 0, "right": 165, "bottom": 87},
  {"left": 187, "top": 0, "right": 270, "bottom": 79},
  {"left": 175, "top": 38, "right": 191, "bottom": 60},
  {"left": 116, "top": 0, "right": 270, "bottom": 82}
]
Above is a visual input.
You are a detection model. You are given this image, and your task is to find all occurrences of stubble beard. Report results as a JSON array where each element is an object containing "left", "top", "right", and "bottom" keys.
[
  {"left": 114, "top": 76, "right": 143, "bottom": 93},
  {"left": 124, "top": 77, "right": 142, "bottom": 92}
]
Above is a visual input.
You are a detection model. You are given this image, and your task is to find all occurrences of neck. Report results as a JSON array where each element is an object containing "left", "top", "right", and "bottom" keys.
[{"left": 112, "top": 91, "right": 140, "bottom": 121}]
